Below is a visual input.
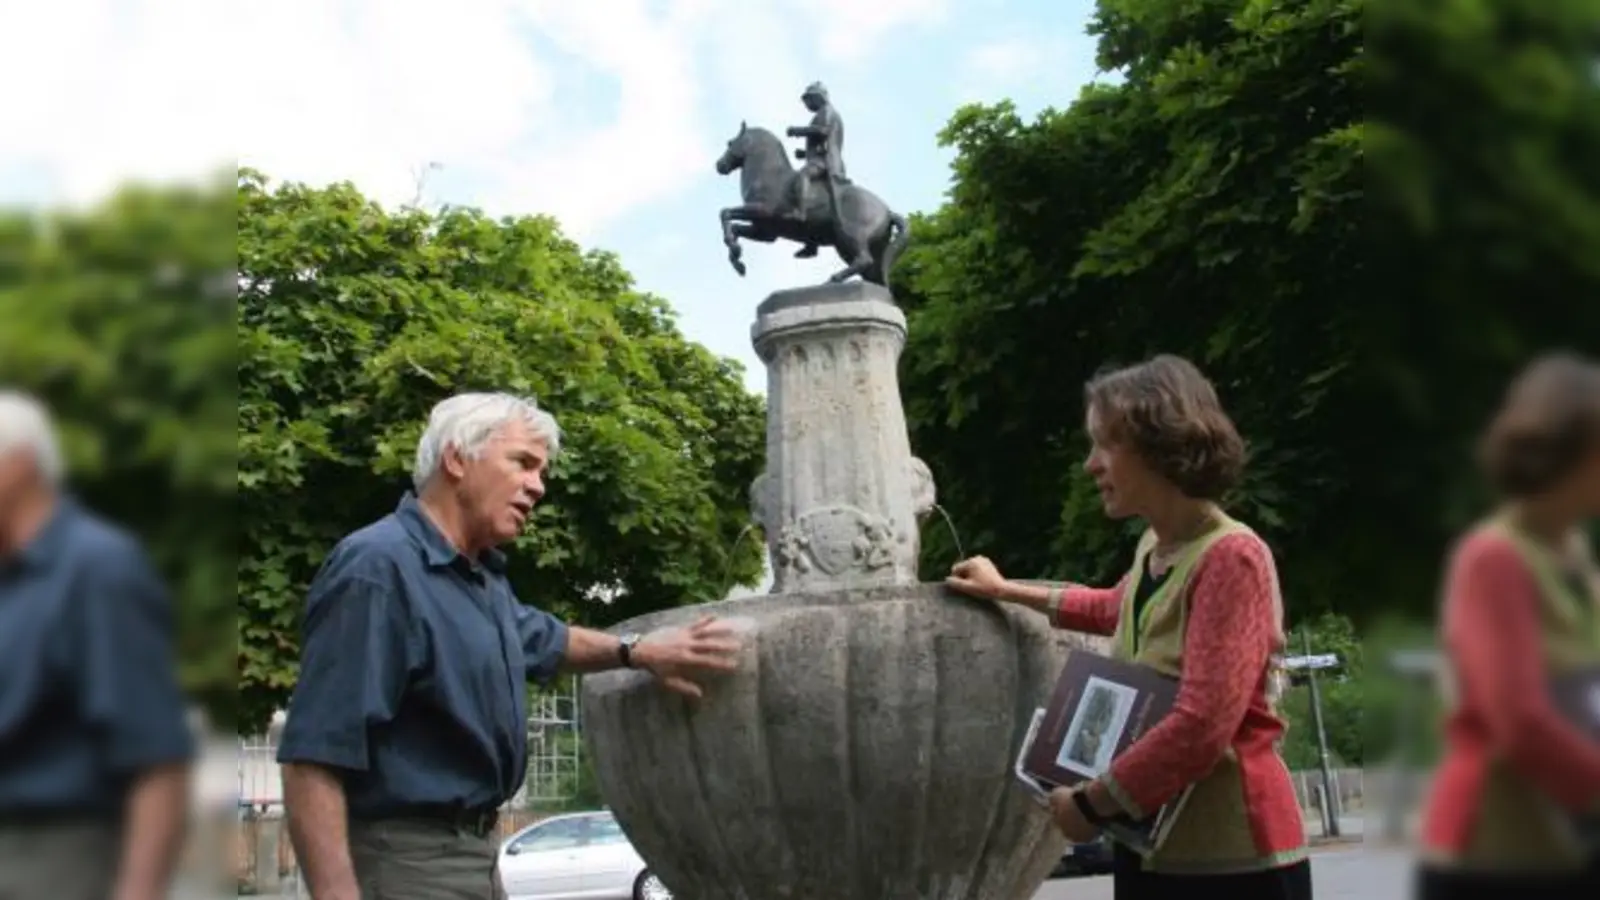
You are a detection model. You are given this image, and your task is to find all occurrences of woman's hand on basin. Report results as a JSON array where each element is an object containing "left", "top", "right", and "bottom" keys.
[{"left": 946, "top": 555, "right": 1010, "bottom": 601}]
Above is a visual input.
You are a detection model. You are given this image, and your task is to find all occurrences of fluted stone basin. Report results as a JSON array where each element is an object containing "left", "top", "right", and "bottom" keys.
[{"left": 581, "top": 583, "right": 1099, "bottom": 900}]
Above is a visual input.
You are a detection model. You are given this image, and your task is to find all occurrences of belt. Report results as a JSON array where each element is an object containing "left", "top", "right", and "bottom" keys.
[
  {"left": 468, "top": 807, "right": 501, "bottom": 839},
  {"left": 432, "top": 805, "right": 500, "bottom": 839},
  {"left": 372, "top": 804, "right": 502, "bottom": 839}
]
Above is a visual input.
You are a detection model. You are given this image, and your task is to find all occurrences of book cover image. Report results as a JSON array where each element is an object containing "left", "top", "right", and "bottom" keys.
[
  {"left": 1055, "top": 675, "right": 1140, "bottom": 780},
  {"left": 1021, "top": 650, "right": 1177, "bottom": 789}
]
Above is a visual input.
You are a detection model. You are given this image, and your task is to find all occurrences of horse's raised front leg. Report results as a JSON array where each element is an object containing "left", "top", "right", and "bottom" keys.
[
  {"left": 719, "top": 208, "right": 747, "bottom": 277},
  {"left": 719, "top": 206, "right": 749, "bottom": 276}
]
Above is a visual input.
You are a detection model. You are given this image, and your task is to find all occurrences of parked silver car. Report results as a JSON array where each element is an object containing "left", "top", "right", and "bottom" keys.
[{"left": 498, "top": 810, "right": 671, "bottom": 900}]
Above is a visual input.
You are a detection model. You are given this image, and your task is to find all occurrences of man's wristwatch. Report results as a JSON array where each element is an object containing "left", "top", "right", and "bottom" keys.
[{"left": 617, "top": 633, "right": 642, "bottom": 669}]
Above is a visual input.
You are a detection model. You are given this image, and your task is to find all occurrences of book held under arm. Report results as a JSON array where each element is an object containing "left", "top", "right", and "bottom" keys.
[
  {"left": 1550, "top": 665, "right": 1600, "bottom": 739},
  {"left": 1013, "top": 649, "right": 1193, "bottom": 857},
  {"left": 1550, "top": 665, "right": 1600, "bottom": 850}
]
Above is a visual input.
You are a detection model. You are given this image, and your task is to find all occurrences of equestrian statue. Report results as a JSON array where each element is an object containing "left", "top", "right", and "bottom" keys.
[{"left": 715, "top": 81, "right": 911, "bottom": 289}]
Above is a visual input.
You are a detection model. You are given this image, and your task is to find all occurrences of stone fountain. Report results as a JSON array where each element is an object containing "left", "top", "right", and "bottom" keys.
[{"left": 579, "top": 102, "right": 1083, "bottom": 900}]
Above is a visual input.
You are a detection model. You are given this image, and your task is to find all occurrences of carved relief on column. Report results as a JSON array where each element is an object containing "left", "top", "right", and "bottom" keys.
[{"left": 749, "top": 282, "right": 933, "bottom": 594}]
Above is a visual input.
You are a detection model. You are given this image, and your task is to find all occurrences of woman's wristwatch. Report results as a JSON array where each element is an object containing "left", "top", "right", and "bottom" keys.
[{"left": 1073, "top": 788, "right": 1113, "bottom": 827}]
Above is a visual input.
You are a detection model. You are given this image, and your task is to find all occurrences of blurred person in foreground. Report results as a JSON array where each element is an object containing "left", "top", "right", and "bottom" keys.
[
  {"left": 945, "top": 356, "right": 1310, "bottom": 900},
  {"left": 0, "top": 391, "right": 195, "bottom": 900},
  {"left": 1416, "top": 352, "right": 1600, "bottom": 900},
  {"left": 277, "top": 392, "right": 743, "bottom": 900}
]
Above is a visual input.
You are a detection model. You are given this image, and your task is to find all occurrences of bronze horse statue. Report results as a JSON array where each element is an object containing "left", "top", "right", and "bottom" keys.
[{"left": 715, "top": 122, "right": 911, "bottom": 289}]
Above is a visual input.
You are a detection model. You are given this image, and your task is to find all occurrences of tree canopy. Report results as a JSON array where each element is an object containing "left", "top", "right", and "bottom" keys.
[
  {"left": 1, "top": 172, "right": 767, "bottom": 734},
  {"left": 897, "top": 0, "right": 1599, "bottom": 626},
  {"left": 236, "top": 170, "right": 765, "bottom": 733}
]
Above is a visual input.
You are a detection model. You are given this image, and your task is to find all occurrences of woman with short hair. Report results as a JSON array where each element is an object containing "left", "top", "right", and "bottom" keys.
[
  {"left": 947, "top": 354, "right": 1311, "bottom": 900},
  {"left": 1416, "top": 352, "right": 1600, "bottom": 899}
]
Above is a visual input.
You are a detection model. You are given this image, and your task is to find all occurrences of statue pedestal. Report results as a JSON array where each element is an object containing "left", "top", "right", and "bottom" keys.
[
  {"left": 580, "top": 283, "right": 1078, "bottom": 900},
  {"left": 749, "top": 282, "right": 934, "bottom": 594}
]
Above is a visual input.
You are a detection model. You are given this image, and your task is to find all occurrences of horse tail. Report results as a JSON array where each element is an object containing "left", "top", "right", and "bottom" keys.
[{"left": 879, "top": 210, "right": 911, "bottom": 290}]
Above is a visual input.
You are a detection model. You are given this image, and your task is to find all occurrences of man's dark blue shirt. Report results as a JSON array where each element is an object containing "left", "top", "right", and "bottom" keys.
[
  {"left": 275, "top": 493, "right": 570, "bottom": 816},
  {"left": 0, "top": 497, "right": 196, "bottom": 816}
]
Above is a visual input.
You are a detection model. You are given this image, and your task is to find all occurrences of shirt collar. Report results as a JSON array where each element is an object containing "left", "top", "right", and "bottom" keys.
[{"left": 394, "top": 492, "right": 507, "bottom": 575}]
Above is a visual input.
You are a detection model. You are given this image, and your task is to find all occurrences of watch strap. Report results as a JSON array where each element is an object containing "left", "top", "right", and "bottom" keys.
[
  {"left": 1072, "top": 788, "right": 1111, "bottom": 827},
  {"left": 618, "top": 633, "right": 640, "bottom": 669}
]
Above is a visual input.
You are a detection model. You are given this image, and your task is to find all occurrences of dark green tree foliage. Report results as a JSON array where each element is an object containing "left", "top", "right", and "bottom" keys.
[
  {"left": 1366, "top": 0, "right": 1600, "bottom": 543},
  {"left": 899, "top": 0, "right": 1599, "bottom": 625},
  {"left": 0, "top": 177, "right": 236, "bottom": 726},
  {"left": 238, "top": 170, "right": 764, "bottom": 733},
  {"left": 899, "top": 0, "right": 1362, "bottom": 607}
]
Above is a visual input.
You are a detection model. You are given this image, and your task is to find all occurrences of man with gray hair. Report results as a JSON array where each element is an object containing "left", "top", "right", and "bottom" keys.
[
  {"left": 0, "top": 390, "right": 196, "bottom": 900},
  {"left": 277, "top": 392, "right": 742, "bottom": 900}
]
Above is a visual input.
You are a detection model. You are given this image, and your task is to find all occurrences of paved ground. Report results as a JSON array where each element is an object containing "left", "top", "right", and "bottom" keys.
[
  {"left": 207, "top": 813, "right": 1389, "bottom": 899},
  {"left": 1034, "top": 845, "right": 1412, "bottom": 900},
  {"left": 1307, "top": 813, "right": 1366, "bottom": 840},
  {"left": 195, "top": 845, "right": 1408, "bottom": 900}
]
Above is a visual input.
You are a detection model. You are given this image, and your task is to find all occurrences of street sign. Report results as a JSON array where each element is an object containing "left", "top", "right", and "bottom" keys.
[
  {"left": 1290, "top": 635, "right": 1344, "bottom": 837},
  {"left": 1283, "top": 653, "right": 1340, "bottom": 671}
]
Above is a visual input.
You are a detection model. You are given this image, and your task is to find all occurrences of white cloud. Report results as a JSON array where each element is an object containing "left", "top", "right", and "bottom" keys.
[
  {"left": 956, "top": 32, "right": 1104, "bottom": 105},
  {"left": 694, "top": 2, "right": 809, "bottom": 141},
  {"left": 0, "top": 0, "right": 944, "bottom": 235},
  {"left": 487, "top": 0, "right": 709, "bottom": 238},
  {"left": 488, "top": 0, "right": 945, "bottom": 237},
  {"left": 965, "top": 36, "right": 1045, "bottom": 85},
  {"left": 961, "top": 35, "right": 1059, "bottom": 97},
  {"left": 802, "top": 0, "right": 949, "bottom": 64},
  {"left": 0, "top": 0, "right": 237, "bottom": 205},
  {"left": 235, "top": 0, "right": 555, "bottom": 210}
]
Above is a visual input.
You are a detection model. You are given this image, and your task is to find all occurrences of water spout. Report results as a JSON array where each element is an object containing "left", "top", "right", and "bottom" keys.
[
  {"left": 706, "top": 523, "right": 762, "bottom": 601},
  {"left": 925, "top": 502, "right": 966, "bottom": 565}
]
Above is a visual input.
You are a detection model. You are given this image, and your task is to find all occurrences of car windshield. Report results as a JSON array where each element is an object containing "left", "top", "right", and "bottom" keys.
[
  {"left": 587, "top": 814, "right": 628, "bottom": 845},
  {"left": 515, "top": 817, "right": 585, "bottom": 852}
]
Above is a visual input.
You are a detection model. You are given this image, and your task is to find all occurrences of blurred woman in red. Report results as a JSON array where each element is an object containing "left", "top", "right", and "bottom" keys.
[
  {"left": 946, "top": 355, "right": 1309, "bottom": 900},
  {"left": 1417, "top": 352, "right": 1600, "bottom": 899}
]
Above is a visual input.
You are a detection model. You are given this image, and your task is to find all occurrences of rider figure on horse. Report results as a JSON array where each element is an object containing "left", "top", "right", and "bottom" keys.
[{"left": 786, "top": 81, "right": 849, "bottom": 259}]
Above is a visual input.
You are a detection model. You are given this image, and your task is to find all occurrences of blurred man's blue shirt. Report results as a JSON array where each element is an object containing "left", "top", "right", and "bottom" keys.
[{"left": 0, "top": 497, "right": 196, "bottom": 816}]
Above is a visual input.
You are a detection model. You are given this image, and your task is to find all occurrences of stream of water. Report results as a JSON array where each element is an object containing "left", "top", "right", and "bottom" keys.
[{"left": 926, "top": 502, "right": 966, "bottom": 566}]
